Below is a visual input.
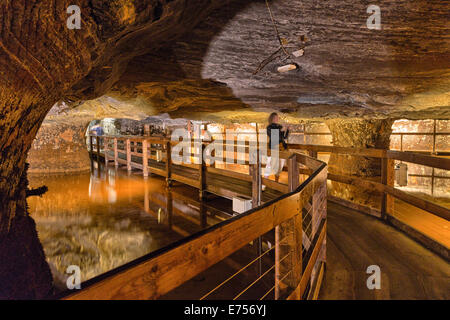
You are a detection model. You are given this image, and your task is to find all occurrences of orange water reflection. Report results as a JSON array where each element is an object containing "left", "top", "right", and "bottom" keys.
[{"left": 28, "top": 164, "right": 230, "bottom": 291}]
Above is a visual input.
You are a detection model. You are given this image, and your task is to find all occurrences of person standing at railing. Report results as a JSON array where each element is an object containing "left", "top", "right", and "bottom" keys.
[
  {"left": 263, "top": 112, "right": 290, "bottom": 190},
  {"left": 90, "top": 123, "right": 104, "bottom": 152}
]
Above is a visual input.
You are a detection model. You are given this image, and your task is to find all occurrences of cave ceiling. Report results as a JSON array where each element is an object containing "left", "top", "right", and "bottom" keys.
[{"left": 65, "top": 0, "right": 450, "bottom": 122}]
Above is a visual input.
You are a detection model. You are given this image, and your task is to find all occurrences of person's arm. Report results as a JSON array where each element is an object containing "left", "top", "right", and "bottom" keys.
[{"left": 283, "top": 128, "right": 290, "bottom": 140}]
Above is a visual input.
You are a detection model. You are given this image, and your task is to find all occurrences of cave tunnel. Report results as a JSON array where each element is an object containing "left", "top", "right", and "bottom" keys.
[{"left": 0, "top": 0, "right": 449, "bottom": 302}]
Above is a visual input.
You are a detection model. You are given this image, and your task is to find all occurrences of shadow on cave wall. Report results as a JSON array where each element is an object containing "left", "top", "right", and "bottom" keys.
[{"left": 110, "top": 0, "right": 268, "bottom": 117}]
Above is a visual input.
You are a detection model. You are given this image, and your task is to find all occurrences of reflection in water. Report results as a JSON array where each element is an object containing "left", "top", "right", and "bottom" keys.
[{"left": 28, "top": 163, "right": 228, "bottom": 292}]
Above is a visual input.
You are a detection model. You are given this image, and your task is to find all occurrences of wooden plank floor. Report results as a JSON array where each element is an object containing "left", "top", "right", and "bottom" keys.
[{"left": 321, "top": 202, "right": 450, "bottom": 299}]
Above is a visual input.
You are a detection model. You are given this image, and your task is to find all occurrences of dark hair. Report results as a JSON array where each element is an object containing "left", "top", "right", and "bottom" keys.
[{"left": 268, "top": 112, "right": 279, "bottom": 125}]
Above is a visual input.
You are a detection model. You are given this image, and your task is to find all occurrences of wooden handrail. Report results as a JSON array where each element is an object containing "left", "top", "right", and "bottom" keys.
[
  {"left": 96, "top": 135, "right": 450, "bottom": 170},
  {"left": 386, "top": 150, "right": 450, "bottom": 170},
  {"left": 328, "top": 173, "right": 450, "bottom": 221},
  {"left": 285, "top": 143, "right": 450, "bottom": 222},
  {"left": 287, "top": 143, "right": 450, "bottom": 170}
]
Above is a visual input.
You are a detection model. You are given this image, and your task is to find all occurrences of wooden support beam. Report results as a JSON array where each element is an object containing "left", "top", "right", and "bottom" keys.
[
  {"left": 166, "top": 141, "right": 172, "bottom": 186},
  {"left": 251, "top": 165, "right": 261, "bottom": 208},
  {"left": 126, "top": 138, "right": 131, "bottom": 172},
  {"left": 210, "top": 138, "right": 216, "bottom": 168},
  {"left": 104, "top": 138, "right": 109, "bottom": 166},
  {"left": 114, "top": 138, "right": 118, "bottom": 168},
  {"left": 288, "top": 154, "right": 299, "bottom": 192},
  {"left": 89, "top": 135, "right": 94, "bottom": 156},
  {"left": 386, "top": 159, "right": 395, "bottom": 215},
  {"left": 381, "top": 157, "right": 388, "bottom": 219},
  {"left": 287, "top": 221, "right": 326, "bottom": 300},
  {"left": 199, "top": 144, "right": 206, "bottom": 200},
  {"left": 96, "top": 137, "right": 101, "bottom": 162},
  {"left": 275, "top": 225, "right": 280, "bottom": 300},
  {"left": 142, "top": 139, "right": 148, "bottom": 177},
  {"left": 381, "top": 158, "right": 395, "bottom": 219}
]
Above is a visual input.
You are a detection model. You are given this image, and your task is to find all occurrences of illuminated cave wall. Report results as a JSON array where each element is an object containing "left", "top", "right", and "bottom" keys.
[{"left": 390, "top": 120, "right": 450, "bottom": 199}]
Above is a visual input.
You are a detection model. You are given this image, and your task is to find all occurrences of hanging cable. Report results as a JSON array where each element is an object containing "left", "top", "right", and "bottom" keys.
[{"left": 265, "top": 0, "right": 291, "bottom": 58}]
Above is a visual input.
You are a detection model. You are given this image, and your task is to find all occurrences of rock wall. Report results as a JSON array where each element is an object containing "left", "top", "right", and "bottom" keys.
[
  {"left": 326, "top": 119, "right": 394, "bottom": 209},
  {"left": 0, "top": 0, "right": 228, "bottom": 299},
  {"left": 27, "top": 121, "right": 91, "bottom": 174}
]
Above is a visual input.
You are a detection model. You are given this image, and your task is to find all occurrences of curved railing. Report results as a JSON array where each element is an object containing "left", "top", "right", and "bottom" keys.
[
  {"left": 288, "top": 143, "right": 450, "bottom": 259},
  {"left": 61, "top": 135, "right": 328, "bottom": 300}
]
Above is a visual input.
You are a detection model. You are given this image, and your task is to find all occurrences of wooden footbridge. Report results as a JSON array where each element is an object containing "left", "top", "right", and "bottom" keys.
[{"left": 60, "top": 134, "right": 449, "bottom": 300}]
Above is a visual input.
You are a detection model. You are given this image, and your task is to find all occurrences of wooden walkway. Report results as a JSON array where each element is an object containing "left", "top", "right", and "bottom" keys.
[
  {"left": 321, "top": 202, "right": 450, "bottom": 299},
  {"left": 70, "top": 134, "right": 450, "bottom": 300}
]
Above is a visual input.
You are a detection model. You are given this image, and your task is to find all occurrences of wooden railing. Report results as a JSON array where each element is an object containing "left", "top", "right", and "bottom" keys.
[
  {"left": 287, "top": 143, "right": 450, "bottom": 259},
  {"left": 63, "top": 135, "right": 328, "bottom": 299}
]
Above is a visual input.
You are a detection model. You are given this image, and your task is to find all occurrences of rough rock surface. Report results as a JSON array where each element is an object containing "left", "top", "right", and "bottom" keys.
[
  {"left": 107, "top": 0, "right": 450, "bottom": 121},
  {"left": 0, "top": 0, "right": 227, "bottom": 299},
  {"left": 27, "top": 119, "right": 91, "bottom": 174}
]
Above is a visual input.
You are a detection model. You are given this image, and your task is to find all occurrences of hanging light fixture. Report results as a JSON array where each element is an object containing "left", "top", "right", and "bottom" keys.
[{"left": 277, "top": 63, "right": 299, "bottom": 73}]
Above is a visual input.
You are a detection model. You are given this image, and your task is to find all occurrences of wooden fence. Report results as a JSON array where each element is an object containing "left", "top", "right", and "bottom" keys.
[
  {"left": 288, "top": 143, "right": 450, "bottom": 259},
  {"left": 64, "top": 135, "right": 328, "bottom": 299}
]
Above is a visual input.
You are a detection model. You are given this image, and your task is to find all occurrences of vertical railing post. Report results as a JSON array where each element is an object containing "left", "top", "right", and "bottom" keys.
[
  {"left": 96, "top": 136, "right": 101, "bottom": 162},
  {"left": 199, "top": 143, "right": 206, "bottom": 200},
  {"left": 381, "top": 157, "right": 395, "bottom": 219},
  {"left": 251, "top": 125, "right": 262, "bottom": 208},
  {"left": 381, "top": 157, "right": 388, "bottom": 219},
  {"left": 288, "top": 154, "right": 299, "bottom": 192},
  {"left": 166, "top": 141, "right": 172, "bottom": 187},
  {"left": 114, "top": 138, "right": 118, "bottom": 168},
  {"left": 142, "top": 139, "right": 148, "bottom": 177},
  {"left": 251, "top": 132, "right": 262, "bottom": 277},
  {"left": 200, "top": 201, "right": 207, "bottom": 229},
  {"left": 89, "top": 135, "right": 94, "bottom": 156},
  {"left": 275, "top": 154, "right": 300, "bottom": 299},
  {"left": 211, "top": 137, "right": 216, "bottom": 169},
  {"left": 89, "top": 135, "right": 94, "bottom": 171},
  {"left": 166, "top": 187, "right": 173, "bottom": 229},
  {"left": 126, "top": 138, "right": 131, "bottom": 172},
  {"left": 275, "top": 223, "right": 280, "bottom": 300},
  {"left": 144, "top": 179, "right": 149, "bottom": 213},
  {"left": 104, "top": 137, "right": 109, "bottom": 166}
]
